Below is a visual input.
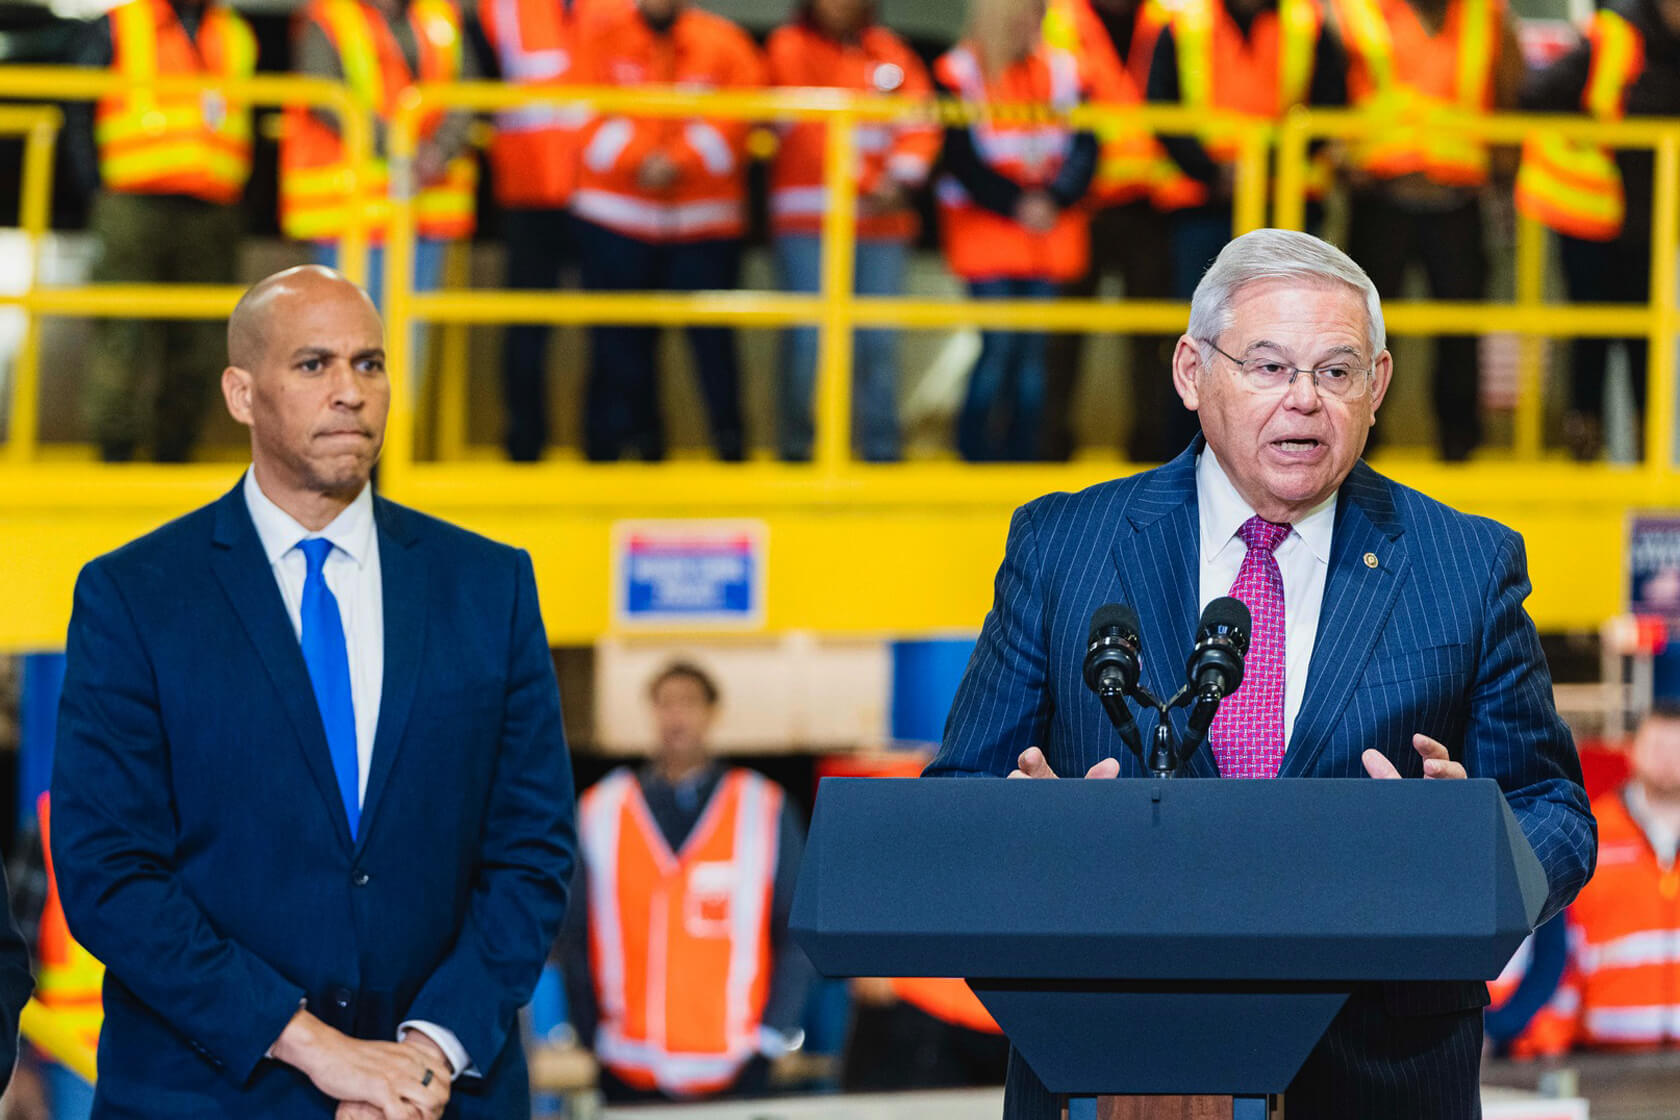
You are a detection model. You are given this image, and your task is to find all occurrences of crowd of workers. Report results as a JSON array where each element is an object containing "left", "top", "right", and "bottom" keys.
[{"left": 55, "top": 0, "right": 1680, "bottom": 466}]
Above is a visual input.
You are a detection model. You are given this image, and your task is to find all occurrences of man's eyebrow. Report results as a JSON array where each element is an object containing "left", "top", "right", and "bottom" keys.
[
  {"left": 1240, "top": 340, "right": 1365, "bottom": 362},
  {"left": 352, "top": 347, "right": 387, "bottom": 362},
  {"left": 289, "top": 346, "right": 333, "bottom": 361}
]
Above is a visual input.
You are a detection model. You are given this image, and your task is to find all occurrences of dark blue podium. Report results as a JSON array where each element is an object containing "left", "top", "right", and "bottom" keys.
[{"left": 791, "top": 777, "right": 1547, "bottom": 1119}]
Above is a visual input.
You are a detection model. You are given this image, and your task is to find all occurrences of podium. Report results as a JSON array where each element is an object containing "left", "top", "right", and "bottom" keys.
[{"left": 791, "top": 777, "right": 1547, "bottom": 1119}]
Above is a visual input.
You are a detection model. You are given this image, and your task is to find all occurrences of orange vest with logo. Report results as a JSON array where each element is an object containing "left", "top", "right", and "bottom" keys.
[
  {"left": 766, "top": 21, "right": 939, "bottom": 241},
  {"left": 1042, "top": 0, "right": 1160, "bottom": 206},
  {"left": 1334, "top": 0, "right": 1502, "bottom": 186},
  {"left": 96, "top": 0, "right": 256, "bottom": 204},
  {"left": 37, "top": 793, "right": 106, "bottom": 1054},
  {"left": 1155, "top": 0, "right": 1327, "bottom": 210},
  {"left": 581, "top": 768, "right": 782, "bottom": 1096},
  {"left": 280, "top": 0, "right": 477, "bottom": 243},
  {"left": 572, "top": 5, "right": 766, "bottom": 243},
  {"left": 934, "top": 42, "right": 1092, "bottom": 282},
  {"left": 1557, "top": 787, "right": 1680, "bottom": 1048},
  {"left": 1514, "top": 8, "right": 1642, "bottom": 241}
]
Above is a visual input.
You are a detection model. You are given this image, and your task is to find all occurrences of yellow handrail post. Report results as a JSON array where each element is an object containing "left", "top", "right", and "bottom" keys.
[
  {"left": 434, "top": 240, "right": 473, "bottom": 461},
  {"left": 1231, "top": 127, "right": 1269, "bottom": 236},
  {"left": 382, "top": 92, "right": 421, "bottom": 496},
  {"left": 334, "top": 86, "right": 372, "bottom": 289},
  {"left": 1647, "top": 134, "right": 1680, "bottom": 472},
  {"left": 1513, "top": 215, "right": 1547, "bottom": 460},
  {"left": 1273, "top": 110, "right": 1309, "bottom": 233},
  {"left": 814, "top": 107, "right": 859, "bottom": 476},
  {"left": 8, "top": 108, "right": 60, "bottom": 464}
]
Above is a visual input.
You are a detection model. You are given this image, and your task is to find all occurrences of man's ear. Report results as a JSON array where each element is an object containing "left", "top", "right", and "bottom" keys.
[
  {"left": 222, "top": 365, "right": 254, "bottom": 426},
  {"left": 1367, "top": 349, "right": 1394, "bottom": 416},
  {"left": 1170, "top": 335, "right": 1203, "bottom": 411}
]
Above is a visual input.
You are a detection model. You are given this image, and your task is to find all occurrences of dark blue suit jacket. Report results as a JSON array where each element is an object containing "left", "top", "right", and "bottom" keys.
[
  {"left": 926, "top": 443, "right": 1598, "bottom": 1120},
  {"left": 50, "top": 483, "right": 577, "bottom": 1118}
]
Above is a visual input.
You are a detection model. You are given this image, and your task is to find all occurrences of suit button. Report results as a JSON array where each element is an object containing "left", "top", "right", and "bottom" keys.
[
  {"left": 352, "top": 869, "right": 370, "bottom": 887},
  {"left": 331, "top": 987, "right": 352, "bottom": 1010}
]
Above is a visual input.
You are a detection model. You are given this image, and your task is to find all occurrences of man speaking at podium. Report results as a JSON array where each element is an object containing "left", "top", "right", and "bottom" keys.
[{"left": 927, "top": 230, "right": 1596, "bottom": 1119}]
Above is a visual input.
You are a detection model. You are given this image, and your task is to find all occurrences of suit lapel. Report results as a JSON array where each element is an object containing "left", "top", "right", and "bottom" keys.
[
  {"left": 355, "top": 498, "right": 428, "bottom": 852},
  {"left": 1279, "top": 463, "right": 1409, "bottom": 777},
  {"left": 1113, "top": 442, "right": 1219, "bottom": 779},
  {"left": 208, "top": 485, "right": 354, "bottom": 850}
]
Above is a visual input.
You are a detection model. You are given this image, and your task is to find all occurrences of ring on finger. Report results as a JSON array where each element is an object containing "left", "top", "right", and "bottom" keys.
[{"left": 421, "top": 1068, "right": 434, "bottom": 1087}]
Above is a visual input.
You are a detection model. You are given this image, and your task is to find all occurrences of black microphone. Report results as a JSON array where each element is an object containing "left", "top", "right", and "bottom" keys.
[
  {"left": 1183, "top": 597, "right": 1251, "bottom": 744},
  {"left": 1083, "top": 603, "right": 1145, "bottom": 764}
]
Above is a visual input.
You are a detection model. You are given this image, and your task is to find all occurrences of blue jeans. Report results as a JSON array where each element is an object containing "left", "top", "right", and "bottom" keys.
[
  {"left": 959, "top": 277, "right": 1057, "bottom": 462},
  {"left": 311, "top": 240, "right": 445, "bottom": 391},
  {"left": 44, "top": 1062, "right": 94, "bottom": 1120},
  {"left": 775, "top": 235, "right": 907, "bottom": 462}
]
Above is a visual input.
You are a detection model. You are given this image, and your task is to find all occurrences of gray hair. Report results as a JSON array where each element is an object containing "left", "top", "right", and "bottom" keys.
[{"left": 1187, "top": 229, "right": 1386, "bottom": 364}]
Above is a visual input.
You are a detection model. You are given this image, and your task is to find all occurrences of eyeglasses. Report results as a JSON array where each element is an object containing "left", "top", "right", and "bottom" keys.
[{"left": 1200, "top": 340, "right": 1375, "bottom": 401}]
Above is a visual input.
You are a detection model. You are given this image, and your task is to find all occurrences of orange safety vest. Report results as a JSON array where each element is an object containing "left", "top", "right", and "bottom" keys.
[
  {"left": 1155, "top": 0, "right": 1328, "bottom": 210},
  {"left": 1514, "top": 8, "right": 1642, "bottom": 241},
  {"left": 1333, "top": 0, "right": 1502, "bottom": 186},
  {"left": 934, "top": 41, "right": 1092, "bottom": 282},
  {"left": 571, "top": 5, "right": 766, "bottom": 243},
  {"left": 37, "top": 793, "right": 106, "bottom": 1055},
  {"left": 478, "top": 0, "right": 615, "bottom": 208},
  {"left": 1042, "top": 0, "right": 1161, "bottom": 206},
  {"left": 581, "top": 768, "right": 783, "bottom": 1096},
  {"left": 765, "top": 21, "right": 939, "bottom": 241},
  {"left": 95, "top": 0, "right": 257, "bottom": 204},
  {"left": 1486, "top": 930, "right": 1576, "bottom": 1058},
  {"left": 280, "top": 0, "right": 477, "bottom": 243}
]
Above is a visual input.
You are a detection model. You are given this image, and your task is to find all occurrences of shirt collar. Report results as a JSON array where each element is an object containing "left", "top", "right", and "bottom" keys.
[
  {"left": 1196, "top": 448, "right": 1337, "bottom": 564},
  {"left": 242, "top": 468, "right": 376, "bottom": 569}
]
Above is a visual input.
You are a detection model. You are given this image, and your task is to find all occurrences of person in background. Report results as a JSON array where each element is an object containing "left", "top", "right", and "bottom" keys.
[
  {"left": 1335, "top": 0, "right": 1525, "bottom": 462},
  {"left": 1549, "top": 702, "right": 1680, "bottom": 1049},
  {"left": 65, "top": 0, "right": 257, "bottom": 463},
  {"left": 1041, "top": 0, "right": 1182, "bottom": 462},
  {"left": 1483, "top": 914, "right": 1573, "bottom": 1058},
  {"left": 563, "top": 661, "right": 813, "bottom": 1102},
  {"left": 282, "top": 0, "right": 479, "bottom": 314},
  {"left": 570, "top": 0, "right": 764, "bottom": 462},
  {"left": 1519, "top": 0, "right": 1680, "bottom": 461},
  {"left": 479, "top": 0, "right": 610, "bottom": 461},
  {"left": 935, "top": 0, "right": 1099, "bottom": 462},
  {"left": 767, "top": 0, "right": 939, "bottom": 464}
]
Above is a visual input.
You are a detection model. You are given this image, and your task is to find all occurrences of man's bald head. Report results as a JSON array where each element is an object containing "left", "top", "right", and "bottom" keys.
[{"left": 227, "top": 265, "right": 378, "bottom": 371}]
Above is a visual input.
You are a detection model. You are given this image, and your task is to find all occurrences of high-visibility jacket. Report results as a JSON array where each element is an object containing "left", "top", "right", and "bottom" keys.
[
  {"left": 37, "top": 793, "right": 106, "bottom": 1055},
  {"left": 1155, "top": 0, "right": 1329, "bottom": 210},
  {"left": 765, "top": 21, "right": 939, "bottom": 241},
  {"left": 581, "top": 767, "right": 783, "bottom": 1096},
  {"left": 1555, "top": 787, "right": 1680, "bottom": 1048},
  {"left": 1514, "top": 8, "right": 1643, "bottom": 241},
  {"left": 1334, "top": 0, "right": 1503, "bottom": 186},
  {"left": 1043, "top": 0, "right": 1161, "bottom": 206},
  {"left": 95, "top": 0, "right": 257, "bottom": 204},
  {"left": 934, "top": 42, "right": 1092, "bottom": 282},
  {"left": 890, "top": 977, "right": 1002, "bottom": 1034},
  {"left": 572, "top": 5, "right": 766, "bottom": 243},
  {"left": 1486, "top": 927, "right": 1575, "bottom": 1058},
  {"left": 280, "top": 0, "right": 477, "bottom": 243}
]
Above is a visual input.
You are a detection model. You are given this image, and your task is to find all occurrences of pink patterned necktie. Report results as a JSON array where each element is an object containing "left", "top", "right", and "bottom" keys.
[{"left": 1210, "top": 515, "right": 1291, "bottom": 779}]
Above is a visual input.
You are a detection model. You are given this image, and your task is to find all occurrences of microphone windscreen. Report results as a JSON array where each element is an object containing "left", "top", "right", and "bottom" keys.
[
  {"left": 1199, "top": 595, "right": 1251, "bottom": 637},
  {"left": 1089, "top": 603, "right": 1142, "bottom": 644}
]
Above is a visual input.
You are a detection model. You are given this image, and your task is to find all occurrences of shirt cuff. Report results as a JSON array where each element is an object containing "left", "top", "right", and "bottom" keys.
[{"left": 399, "top": 1021, "right": 475, "bottom": 1081}]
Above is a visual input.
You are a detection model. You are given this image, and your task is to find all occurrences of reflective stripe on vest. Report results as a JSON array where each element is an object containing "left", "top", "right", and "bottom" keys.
[
  {"left": 280, "top": 0, "right": 477, "bottom": 242},
  {"left": 1333, "top": 0, "right": 1497, "bottom": 185},
  {"left": 582, "top": 768, "right": 781, "bottom": 1096},
  {"left": 96, "top": 0, "right": 256, "bottom": 204},
  {"left": 37, "top": 793, "right": 105, "bottom": 1053},
  {"left": 1042, "top": 0, "right": 1159, "bottom": 203},
  {"left": 1514, "top": 9, "right": 1641, "bottom": 240}
]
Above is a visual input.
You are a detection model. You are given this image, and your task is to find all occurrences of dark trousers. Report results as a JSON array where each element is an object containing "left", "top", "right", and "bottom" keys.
[
  {"left": 1345, "top": 190, "right": 1488, "bottom": 460},
  {"left": 1284, "top": 992, "right": 1484, "bottom": 1120},
  {"left": 598, "top": 1055, "right": 770, "bottom": 1103},
  {"left": 575, "top": 219, "right": 745, "bottom": 462},
  {"left": 86, "top": 191, "right": 241, "bottom": 462},
  {"left": 959, "top": 277, "right": 1058, "bottom": 462},
  {"left": 843, "top": 1001, "right": 1010, "bottom": 1092},
  {"left": 499, "top": 207, "right": 577, "bottom": 461},
  {"left": 1045, "top": 201, "right": 1183, "bottom": 462},
  {"left": 1559, "top": 231, "right": 1650, "bottom": 421}
]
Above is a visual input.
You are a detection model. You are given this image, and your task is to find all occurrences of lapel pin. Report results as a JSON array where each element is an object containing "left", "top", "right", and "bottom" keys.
[{"left": 1363, "top": 552, "right": 1380, "bottom": 569}]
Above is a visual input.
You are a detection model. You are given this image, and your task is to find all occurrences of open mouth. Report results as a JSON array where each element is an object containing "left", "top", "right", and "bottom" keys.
[{"left": 1271, "top": 438, "right": 1323, "bottom": 453}]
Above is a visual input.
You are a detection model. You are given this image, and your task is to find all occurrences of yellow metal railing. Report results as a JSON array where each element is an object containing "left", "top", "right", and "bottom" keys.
[
  {"left": 0, "top": 104, "right": 62, "bottom": 464},
  {"left": 19, "top": 998, "right": 99, "bottom": 1084}
]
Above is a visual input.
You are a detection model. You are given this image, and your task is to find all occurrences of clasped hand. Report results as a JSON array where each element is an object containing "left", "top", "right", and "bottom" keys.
[
  {"left": 1007, "top": 734, "right": 1465, "bottom": 780},
  {"left": 272, "top": 1010, "right": 451, "bottom": 1120}
]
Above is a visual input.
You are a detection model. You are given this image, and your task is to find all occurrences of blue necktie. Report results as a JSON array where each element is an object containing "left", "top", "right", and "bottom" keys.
[{"left": 298, "top": 538, "right": 359, "bottom": 839}]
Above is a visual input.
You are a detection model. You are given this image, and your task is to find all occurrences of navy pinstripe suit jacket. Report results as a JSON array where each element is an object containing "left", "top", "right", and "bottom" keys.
[{"left": 926, "top": 441, "right": 1597, "bottom": 1119}]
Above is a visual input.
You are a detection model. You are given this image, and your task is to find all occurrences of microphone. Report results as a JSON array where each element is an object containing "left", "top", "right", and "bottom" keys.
[
  {"left": 1184, "top": 597, "right": 1251, "bottom": 745},
  {"left": 1083, "top": 603, "right": 1145, "bottom": 765}
]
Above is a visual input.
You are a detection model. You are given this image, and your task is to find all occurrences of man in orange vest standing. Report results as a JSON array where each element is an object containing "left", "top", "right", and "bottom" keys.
[
  {"left": 64, "top": 0, "right": 257, "bottom": 463},
  {"left": 569, "top": 0, "right": 765, "bottom": 462},
  {"left": 284, "top": 0, "right": 480, "bottom": 314},
  {"left": 562, "top": 662, "right": 812, "bottom": 1101},
  {"left": 1521, "top": 0, "right": 1676, "bottom": 461},
  {"left": 1335, "top": 0, "right": 1524, "bottom": 462}
]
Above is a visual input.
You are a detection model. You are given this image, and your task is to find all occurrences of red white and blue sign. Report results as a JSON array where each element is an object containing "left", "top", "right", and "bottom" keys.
[{"left": 613, "top": 520, "right": 768, "bottom": 630}]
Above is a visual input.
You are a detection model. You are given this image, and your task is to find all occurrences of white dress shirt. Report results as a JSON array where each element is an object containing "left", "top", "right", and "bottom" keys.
[
  {"left": 1196, "top": 450, "right": 1337, "bottom": 747},
  {"left": 243, "top": 469, "right": 471, "bottom": 1079}
]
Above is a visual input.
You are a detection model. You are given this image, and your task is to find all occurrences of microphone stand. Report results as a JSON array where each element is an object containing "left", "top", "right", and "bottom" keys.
[{"left": 1119, "top": 681, "right": 1215, "bottom": 779}]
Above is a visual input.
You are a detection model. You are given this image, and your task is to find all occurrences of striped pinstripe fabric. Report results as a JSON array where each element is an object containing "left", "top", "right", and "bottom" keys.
[{"left": 925, "top": 440, "right": 1598, "bottom": 1120}]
